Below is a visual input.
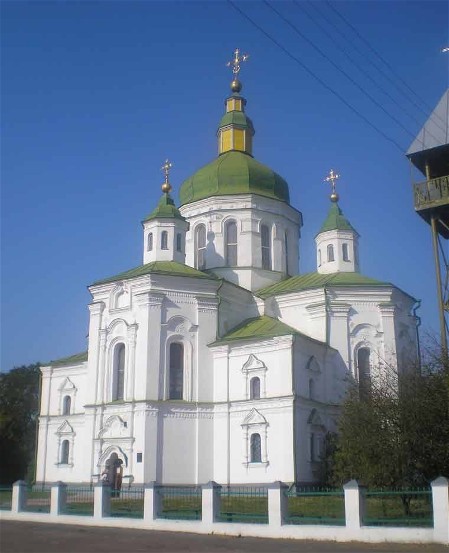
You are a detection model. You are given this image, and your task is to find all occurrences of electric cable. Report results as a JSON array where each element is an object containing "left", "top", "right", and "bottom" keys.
[
  {"left": 227, "top": 0, "right": 405, "bottom": 153},
  {"left": 295, "top": 0, "right": 444, "bottom": 144},
  {"left": 326, "top": 0, "right": 448, "bottom": 130},
  {"left": 265, "top": 0, "right": 417, "bottom": 140}
]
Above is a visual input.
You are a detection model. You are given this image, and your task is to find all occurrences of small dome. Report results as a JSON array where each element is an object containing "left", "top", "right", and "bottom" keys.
[
  {"left": 143, "top": 194, "right": 186, "bottom": 222},
  {"left": 179, "top": 151, "right": 290, "bottom": 206},
  {"left": 317, "top": 202, "right": 357, "bottom": 235}
]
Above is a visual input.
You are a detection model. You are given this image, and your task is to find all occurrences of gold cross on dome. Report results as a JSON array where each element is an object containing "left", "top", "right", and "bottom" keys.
[
  {"left": 324, "top": 169, "right": 340, "bottom": 196},
  {"left": 161, "top": 159, "right": 172, "bottom": 184},
  {"left": 226, "top": 48, "right": 249, "bottom": 77}
]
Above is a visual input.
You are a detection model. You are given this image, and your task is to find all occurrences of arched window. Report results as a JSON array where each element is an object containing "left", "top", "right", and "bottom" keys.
[
  {"left": 147, "top": 233, "right": 153, "bottom": 251},
  {"left": 195, "top": 224, "right": 206, "bottom": 270},
  {"left": 261, "top": 224, "right": 271, "bottom": 270},
  {"left": 161, "top": 231, "right": 168, "bottom": 250},
  {"left": 61, "top": 440, "right": 70, "bottom": 464},
  {"left": 169, "top": 342, "right": 184, "bottom": 400},
  {"left": 250, "top": 433, "right": 261, "bottom": 463},
  {"left": 327, "top": 244, "right": 334, "bottom": 262},
  {"left": 342, "top": 243, "right": 349, "bottom": 262},
  {"left": 310, "top": 433, "right": 316, "bottom": 461},
  {"left": 62, "top": 395, "right": 71, "bottom": 415},
  {"left": 113, "top": 343, "right": 125, "bottom": 401},
  {"left": 357, "top": 347, "right": 371, "bottom": 396},
  {"left": 225, "top": 221, "right": 238, "bottom": 266},
  {"left": 176, "top": 233, "right": 182, "bottom": 252},
  {"left": 308, "top": 379, "right": 315, "bottom": 400},
  {"left": 285, "top": 231, "right": 289, "bottom": 274},
  {"left": 250, "top": 377, "right": 260, "bottom": 400},
  {"left": 318, "top": 249, "right": 321, "bottom": 267}
]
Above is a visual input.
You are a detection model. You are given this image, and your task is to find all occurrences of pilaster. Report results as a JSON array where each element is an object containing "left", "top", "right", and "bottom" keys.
[{"left": 86, "top": 301, "right": 105, "bottom": 405}]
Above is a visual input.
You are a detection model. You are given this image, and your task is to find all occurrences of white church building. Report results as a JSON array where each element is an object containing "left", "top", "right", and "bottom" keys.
[{"left": 36, "top": 54, "right": 419, "bottom": 486}]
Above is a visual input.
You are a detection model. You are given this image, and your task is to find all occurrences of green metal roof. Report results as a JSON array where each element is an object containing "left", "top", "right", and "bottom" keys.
[
  {"left": 47, "top": 351, "right": 88, "bottom": 368},
  {"left": 256, "top": 272, "right": 390, "bottom": 299},
  {"left": 143, "top": 193, "right": 186, "bottom": 223},
  {"left": 318, "top": 202, "right": 357, "bottom": 234},
  {"left": 218, "top": 111, "right": 254, "bottom": 131},
  {"left": 209, "top": 315, "right": 298, "bottom": 346},
  {"left": 179, "top": 150, "right": 290, "bottom": 206},
  {"left": 92, "top": 261, "right": 217, "bottom": 286}
]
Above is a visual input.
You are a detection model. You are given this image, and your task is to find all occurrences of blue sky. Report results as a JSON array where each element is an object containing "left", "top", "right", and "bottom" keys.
[{"left": 1, "top": 0, "right": 448, "bottom": 370}]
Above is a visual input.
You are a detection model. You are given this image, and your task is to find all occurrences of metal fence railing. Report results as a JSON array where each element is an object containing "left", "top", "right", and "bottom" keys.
[
  {"left": 363, "top": 489, "right": 433, "bottom": 527},
  {"left": 284, "top": 486, "right": 345, "bottom": 526},
  {"left": 23, "top": 485, "right": 51, "bottom": 514},
  {"left": 62, "top": 486, "right": 94, "bottom": 516},
  {"left": 156, "top": 486, "right": 202, "bottom": 520},
  {"left": 109, "top": 487, "right": 144, "bottom": 518},
  {"left": 0, "top": 487, "right": 13, "bottom": 511},
  {"left": 218, "top": 486, "right": 268, "bottom": 524}
]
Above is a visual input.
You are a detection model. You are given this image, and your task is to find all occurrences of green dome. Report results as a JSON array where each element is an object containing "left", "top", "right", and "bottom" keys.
[
  {"left": 143, "top": 193, "right": 186, "bottom": 222},
  {"left": 218, "top": 111, "right": 254, "bottom": 131},
  {"left": 179, "top": 151, "right": 290, "bottom": 206},
  {"left": 318, "top": 202, "right": 357, "bottom": 234}
]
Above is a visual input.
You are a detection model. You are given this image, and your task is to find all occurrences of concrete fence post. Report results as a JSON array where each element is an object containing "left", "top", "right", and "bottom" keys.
[
  {"left": 431, "top": 476, "right": 449, "bottom": 544},
  {"left": 268, "top": 481, "right": 288, "bottom": 527},
  {"left": 343, "top": 480, "right": 365, "bottom": 533},
  {"left": 11, "top": 480, "right": 27, "bottom": 513},
  {"left": 202, "top": 481, "right": 221, "bottom": 524},
  {"left": 144, "top": 482, "right": 160, "bottom": 522},
  {"left": 51, "top": 481, "right": 67, "bottom": 516},
  {"left": 94, "top": 481, "right": 111, "bottom": 518}
]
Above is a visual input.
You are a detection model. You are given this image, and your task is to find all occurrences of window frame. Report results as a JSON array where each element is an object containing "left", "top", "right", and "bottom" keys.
[
  {"left": 194, "top": 224, "right": 206, "bottom": 270},
  {"left": 225, "top": 220, "right": 238, "bottom": 267},
  {"left": 261, "top": 224, "right": 271, "bottom": 270}
]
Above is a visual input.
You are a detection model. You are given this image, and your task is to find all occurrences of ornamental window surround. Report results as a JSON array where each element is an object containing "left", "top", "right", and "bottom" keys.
[
  {"left": 241, "top": 408, "right": 269, "bottom": 467},
  {"left": 242, "top": 354, "right": 267, "bottom": 400}
]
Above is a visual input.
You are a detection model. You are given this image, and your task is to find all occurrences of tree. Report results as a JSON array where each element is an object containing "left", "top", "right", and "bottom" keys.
[
  {"left": 0, "top": 363, "right": 41, "bottom": 485},
  {"left": 328, "top": 345, "right": 449, "bottom": 491}
]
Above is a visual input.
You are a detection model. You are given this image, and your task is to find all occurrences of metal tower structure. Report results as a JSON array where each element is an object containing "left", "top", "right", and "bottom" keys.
[{"left": 407, "top": 89, "right": 449, "bottom": 351}]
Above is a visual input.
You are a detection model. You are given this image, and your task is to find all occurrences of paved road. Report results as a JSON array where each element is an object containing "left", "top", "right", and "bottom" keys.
[{"left": 1, "top": 521, "right": 447, "bottom": 553}]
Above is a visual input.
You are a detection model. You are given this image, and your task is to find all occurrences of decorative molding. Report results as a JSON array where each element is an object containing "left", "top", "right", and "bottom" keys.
[
  {"left": 58, "top": 377, "right": 76, "bottom": 392},
  {"left": 135, "top": 292, "right": 165, "bottom": 308},
  {"left": 98, "top": 415, "right": 128, "bottom": 439},
  {"left": 241, "top": 354, "right": 267, "bottom": 374},
  {"left": 88, "top": 302, "right": 105, "bottom": 316},
  {"left": 196, "top": 296, "right": 219, "bottom": 313},
  {"left": 241, "top": 408, "right": 268, "bottom": 427},
  {"left": 56, "top": 420, "right": 75, "bottom": 435}
]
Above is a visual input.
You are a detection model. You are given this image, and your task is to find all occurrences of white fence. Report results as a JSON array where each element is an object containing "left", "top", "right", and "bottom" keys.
[{"left": 1, "top": 477, "right": 448, "bottom": 545}]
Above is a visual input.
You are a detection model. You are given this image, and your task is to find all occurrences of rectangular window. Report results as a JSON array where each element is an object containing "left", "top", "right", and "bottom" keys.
[
  {"left": 137, "top": 453, "right": 142, "bottom": 463},
  {"left": 261, "top": 225, "right": 271, "bottom": 270}
]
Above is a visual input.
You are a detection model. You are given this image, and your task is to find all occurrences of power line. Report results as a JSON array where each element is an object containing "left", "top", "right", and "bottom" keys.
[
  {"left": 296, "top": 0, "right": 445, "bottom": 143},
  {"left": 265, "top": 0, "right": 416, "bottom": 140},
  {"left": 227, "top": 0, "right": 405, "bottom": 153},
  {"left": 326, "top": 1, "right": 447, "bottom": 130}
]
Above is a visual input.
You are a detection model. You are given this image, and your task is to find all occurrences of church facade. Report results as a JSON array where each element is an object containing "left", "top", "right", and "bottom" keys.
[{"left": 35, "top": 55, "right": 419, "bottom": 486}]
